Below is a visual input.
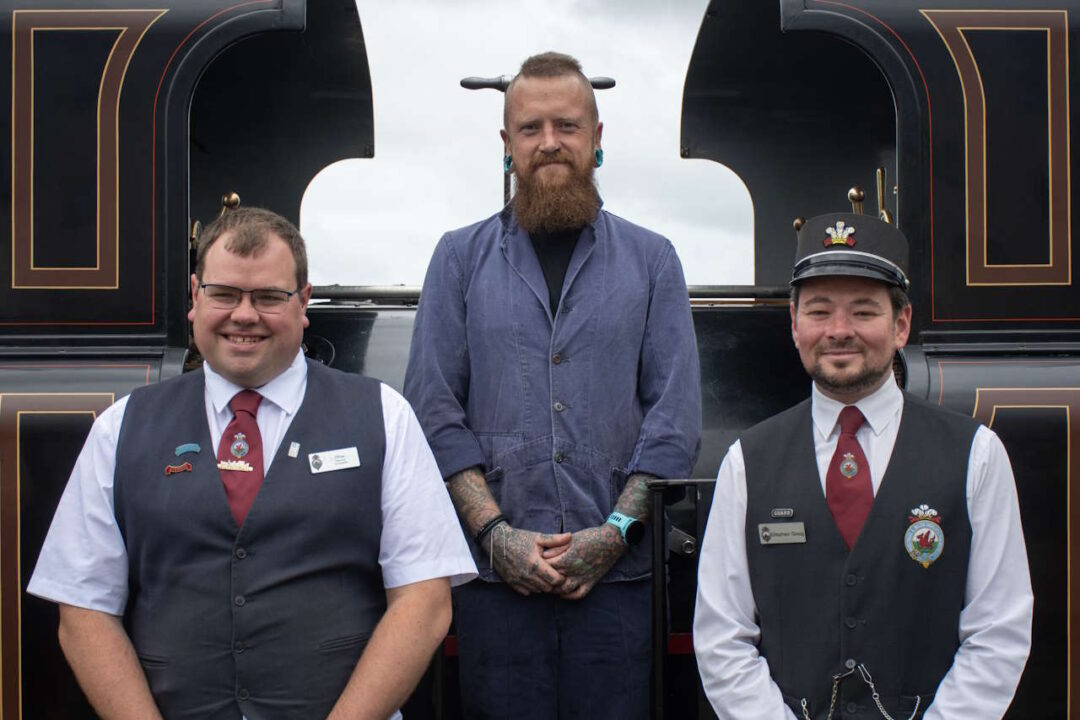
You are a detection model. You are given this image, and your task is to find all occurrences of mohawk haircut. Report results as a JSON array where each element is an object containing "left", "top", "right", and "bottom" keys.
[{"left": 503, "top": 51, "right": 599, "bottom": 128}]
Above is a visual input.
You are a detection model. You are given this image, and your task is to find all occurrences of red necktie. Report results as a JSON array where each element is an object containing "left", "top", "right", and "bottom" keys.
[
  {"left": 217, "top": 389, "right": 264, "bottom": 526},
  {"left": 825, "top": 406, "right": 873, "bottom": 550}
]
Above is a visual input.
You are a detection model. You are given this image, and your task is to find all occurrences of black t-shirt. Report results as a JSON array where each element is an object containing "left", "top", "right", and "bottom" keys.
[{"left": 529, "top": 228, "right": 582, "bottom": 316}]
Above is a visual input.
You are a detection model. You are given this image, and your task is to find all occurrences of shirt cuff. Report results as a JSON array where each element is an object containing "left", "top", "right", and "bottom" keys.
[
  {"left": 629, "top": 437, "right": 695, "bottom": 479},
  {"left": 428, "top": 427, "right": 486, "bottom": 479}
]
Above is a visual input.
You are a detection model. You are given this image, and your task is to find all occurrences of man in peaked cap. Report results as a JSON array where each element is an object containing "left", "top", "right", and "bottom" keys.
[
  {"left": 28, "top": 207, "right": 476, "bottom": 719},
  {"left": 693, "top": 213, "right": 1032, "bottom": 719}
]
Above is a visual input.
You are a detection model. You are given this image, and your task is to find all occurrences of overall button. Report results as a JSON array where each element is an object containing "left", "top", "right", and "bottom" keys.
[
  {"left": 235, "top": 547, "right": 247, "bottom": 559},
  {"left": 233, "top": 640, "right": 246, "bottom": 653},
  {"left": 554, "top": 401, "right": 565, "bottom": 412},
  {"left": 845, "top": 617, "right": 858, "bottom": 629},
  {"left": 552, "top": 353, "right": 564, "bottom": 364},
  {"left": 845, "top": 573, "right": 857, "bottom": 586},
  {"left": 234, "top": 595, "right": 246, "bottom": 607},
  {"left": 844, "top": 658, "right": 856, "bottom": 670},
  {"left": 554, "top": 452, "right": 565, "bottom": 464},
  {"left": 845, "top": 702, "right": 858, "bottom": 714},
  {"left": 237, "top": 688, "right": 250, "bottom": 702}
]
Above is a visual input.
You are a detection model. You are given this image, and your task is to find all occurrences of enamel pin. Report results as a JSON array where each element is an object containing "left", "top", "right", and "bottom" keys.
[
  {"left": 839, "top": 452, "right": 859, "bottom": 478},
  {"left": 824, "top": 220, "right": 856, "bottom": 247},
  {"left": 174, "top": 443, "right": 201, "bottom": 456},
  {"left": 217, "top": 459, "right": 253, "bottom": 472},
  {"left": 230, "top": 433, "right": 250, "bottom": 459},
  {"left": 904, "top": 504, "right": 944, "bottom": 568},
  {"left": 288, "top": 441, "right": 300, "bottom": 458},
  {"left": 165, "top": 462, "right": 192, "bottom": 476}
]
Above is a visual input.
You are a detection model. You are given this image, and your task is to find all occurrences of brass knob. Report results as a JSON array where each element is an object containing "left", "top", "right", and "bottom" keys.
[
  {"left": 218, "top": 192, "right": 241, "bottom": 217},
  {"left": 793, "top": 216, "right": 805, "bottom": 232},
  {"left": 189, "top": 219, "right": 202, "bottom": 248},
  {"left": 847, "top": 186, "right": 865, "bottom": 215}
]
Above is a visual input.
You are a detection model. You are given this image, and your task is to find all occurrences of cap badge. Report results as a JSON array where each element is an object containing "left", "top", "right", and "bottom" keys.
[
  {"left": 230, "top": 433, "right": 249, "bottom": 459},
  {"left": 904, "top": 504, "right": 944, "bottom": 569},
  {"left": 839, "top": 452, "right": 859, "bottom": 478},
  {"left": 824, "top": 220, "right": 856, "bottom": 247}
]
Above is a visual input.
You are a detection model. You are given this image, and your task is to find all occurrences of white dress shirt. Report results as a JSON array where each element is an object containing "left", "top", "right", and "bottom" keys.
[{"left": 693, "top": 379, "right": 1033, "bottom": 720}]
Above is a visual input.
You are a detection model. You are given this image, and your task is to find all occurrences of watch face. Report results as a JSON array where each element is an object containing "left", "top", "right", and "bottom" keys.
[{"left": 625, "top": 519, "right": 646, "bottom": 546}]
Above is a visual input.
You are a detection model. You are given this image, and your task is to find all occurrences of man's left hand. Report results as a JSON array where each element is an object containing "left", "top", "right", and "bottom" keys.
[{"left": 541, "top": 523, "right": 626, "bottom": 600}]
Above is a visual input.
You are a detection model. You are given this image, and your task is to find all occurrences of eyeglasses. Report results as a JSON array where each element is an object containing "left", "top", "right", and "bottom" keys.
[{"left": 199, "top": 283, "right": 300, "bottom": 314}]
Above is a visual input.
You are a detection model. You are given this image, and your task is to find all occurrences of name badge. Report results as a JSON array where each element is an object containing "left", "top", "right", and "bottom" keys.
[
  {"left": 758, "top": 522, "right": 806, "bottom": 545},
  {"left": 308, "top": 447, "right": 361, "bottom": 474}
]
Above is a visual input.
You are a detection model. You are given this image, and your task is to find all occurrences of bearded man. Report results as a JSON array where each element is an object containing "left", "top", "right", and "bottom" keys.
[
  {"left": 404, "top": 52, "right": 701, "bottom": 719},
  {"left": 693, "top": 213, "right": 1032, "bottom": 719}
]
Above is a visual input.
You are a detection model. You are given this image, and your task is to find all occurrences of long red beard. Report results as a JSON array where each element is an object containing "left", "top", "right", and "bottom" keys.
[{"left": 512, "top": 159, "right": 600, "bottom": 234}]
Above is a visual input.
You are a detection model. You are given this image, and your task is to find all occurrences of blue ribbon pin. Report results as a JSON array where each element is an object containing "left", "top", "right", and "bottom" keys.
[{"left": 175, "top": 442, "right": 201, "bottom": 456}]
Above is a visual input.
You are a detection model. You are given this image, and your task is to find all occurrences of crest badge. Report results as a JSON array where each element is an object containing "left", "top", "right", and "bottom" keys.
[
  {"left": 824, "top": 220, "right": 856, "bottom": 247},
  {"left": 904, "top": 504, "right": 944, "bottom": 568},
  {"left": 230, "top": 433, "right": 249, "bottom": 459},
  {"left": 839, "top": 452, "right": 859, "bottom": 478}
]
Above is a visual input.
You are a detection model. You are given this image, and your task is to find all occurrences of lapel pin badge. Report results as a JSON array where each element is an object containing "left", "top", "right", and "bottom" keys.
[
  {"left": 174, "top": 443, "right": 201, "bottom": 456},
  {"left": 904, "top": 504, "right": 944, "bottom": 568},
  {"left": 165, "top": 462, "right": 192, "bottom": 476}
]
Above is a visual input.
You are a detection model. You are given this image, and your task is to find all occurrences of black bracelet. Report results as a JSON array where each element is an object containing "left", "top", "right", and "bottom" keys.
[{"left": 475, "top": 514, "right": 509, "bottom": 544}]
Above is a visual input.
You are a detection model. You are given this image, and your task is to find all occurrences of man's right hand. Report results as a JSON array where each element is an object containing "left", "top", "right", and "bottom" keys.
[{"left": 484, "top": 526, "right": 571, "bottom": 595}]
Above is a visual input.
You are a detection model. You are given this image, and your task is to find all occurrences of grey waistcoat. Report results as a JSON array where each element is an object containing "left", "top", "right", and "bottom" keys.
[
  {"left": 115, "top": 360, "right": 386, "bottom": 720},
  {"left": 741, "top": 394, "right": 976, "bottom": 719}
]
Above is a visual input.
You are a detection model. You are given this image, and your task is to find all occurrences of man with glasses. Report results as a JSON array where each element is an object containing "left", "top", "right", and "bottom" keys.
[{"left": 29, "top": 207, "right": 476, "bottom": 719}]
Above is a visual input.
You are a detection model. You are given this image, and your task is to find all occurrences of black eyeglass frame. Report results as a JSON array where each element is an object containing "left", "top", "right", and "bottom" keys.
[{"left": 198, "top": 283, "right": 302, "bottom": 314}]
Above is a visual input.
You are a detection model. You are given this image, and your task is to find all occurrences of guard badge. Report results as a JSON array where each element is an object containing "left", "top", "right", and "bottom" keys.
[
  {"left": 230, "top": 433, "right": 250, "bottom": 459},
  {"left": 839, "top": 452, "right": 858, "bottom": 478},
  {"left": 217, "top": 459, "right": 253, "bottom": 472},
  {"left": 165, "top": 462, "right": 192, "bottom": 476},
  {"left": 904, "top": 504, "right": 944, "bottom": 568},
  {"left": 824, "top": 220, "right": 856, "bottom": 247}
]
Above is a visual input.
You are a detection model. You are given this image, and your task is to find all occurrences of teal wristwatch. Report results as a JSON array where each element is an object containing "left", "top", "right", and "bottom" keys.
[{"left": 605, "top": 511, "right": 645, "bottom": 546}]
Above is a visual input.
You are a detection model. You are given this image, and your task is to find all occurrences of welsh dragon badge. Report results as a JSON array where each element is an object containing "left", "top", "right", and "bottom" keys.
[{"left": 904, "top": 504, "right": 944, "bottom": 569}]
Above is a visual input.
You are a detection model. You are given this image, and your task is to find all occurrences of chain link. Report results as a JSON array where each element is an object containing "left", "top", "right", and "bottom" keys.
[{"left": 799, "top": 664, "right": 920, "bottom": 720}]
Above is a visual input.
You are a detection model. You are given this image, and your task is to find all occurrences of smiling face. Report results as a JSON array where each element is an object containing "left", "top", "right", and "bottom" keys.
[
  {"left": 791, "top": 275, "right": 911, "bottom": 403},
  {"left": 502, "top": 73, "right": 601, "bottom": 184},
  {"left": 188, "top": 232, "right": 312, "bottom": 388}
]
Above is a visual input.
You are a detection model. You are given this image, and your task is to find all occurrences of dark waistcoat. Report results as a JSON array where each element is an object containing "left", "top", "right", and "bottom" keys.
[
  {"left": 115, "top": 360, "right": 386, "bottom": 720},
  {"left": 741, "top": 393, "right": 976, "bottom": 719}
]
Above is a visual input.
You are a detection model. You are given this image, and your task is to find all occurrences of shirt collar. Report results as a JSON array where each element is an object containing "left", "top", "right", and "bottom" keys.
[
  {"left": 811, "top": 375, "right": 903, "bottom": 439},
  {"left": 204, "top": 349, "right": 308, "bottom": 416}
]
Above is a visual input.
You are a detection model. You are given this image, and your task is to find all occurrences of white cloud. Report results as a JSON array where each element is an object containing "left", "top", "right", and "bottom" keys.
[{"left": 300, "top": 0, "right": 754, "bottom": 287}]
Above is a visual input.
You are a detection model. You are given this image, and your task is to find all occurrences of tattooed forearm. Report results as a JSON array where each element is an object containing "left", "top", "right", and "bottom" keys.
[
  {"left": 446, "top": 466, "right": 501, "bottom": 535},
  {"left": 614, "top": 472, "right": 654, "bottom": 522}
]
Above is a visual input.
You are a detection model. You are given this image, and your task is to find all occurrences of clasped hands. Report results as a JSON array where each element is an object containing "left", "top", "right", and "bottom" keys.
[{"left": 481, "top": 522, "right": 626, "bottom": 600}]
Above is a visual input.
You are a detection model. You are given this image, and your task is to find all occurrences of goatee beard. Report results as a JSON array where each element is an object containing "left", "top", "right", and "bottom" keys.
[{"left": 512, "top": 162, "right": 600, "bottom": 234}]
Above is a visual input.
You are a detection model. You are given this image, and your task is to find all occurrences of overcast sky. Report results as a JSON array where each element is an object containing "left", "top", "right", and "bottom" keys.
[{"left": 299, "top": 0, "right": 754, "bottom": 287}]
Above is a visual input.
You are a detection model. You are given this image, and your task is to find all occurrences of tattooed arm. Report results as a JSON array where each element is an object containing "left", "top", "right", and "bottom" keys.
[
  {"left": 543, "top": 472, "right": 654, "bottom": 600},
  {"left": 447, "top": 466, "right": 571, "bottom": 595}
]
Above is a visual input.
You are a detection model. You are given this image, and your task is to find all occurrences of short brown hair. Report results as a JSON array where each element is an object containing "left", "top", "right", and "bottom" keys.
[
  {"left": 196, "top": 206, "right": 308, "bottom": 289},
  {"left": 791, "top": 283, "right": 910, "bottom": 317},
  {"left": 504, "top": 51, "right": 599, "bottom": 128}
]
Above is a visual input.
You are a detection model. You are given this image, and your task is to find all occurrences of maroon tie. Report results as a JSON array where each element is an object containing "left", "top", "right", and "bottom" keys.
[
  {"left": 217, "top": 389, "right": 264, "bottom": 526},
  {"left": 825, "top": 406, "right": 873, "bottom": 550}
]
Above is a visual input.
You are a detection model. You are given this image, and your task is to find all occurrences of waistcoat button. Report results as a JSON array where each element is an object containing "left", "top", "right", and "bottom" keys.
[
  {"left": 845, "top": 573, "right": 857, "bottom": 586},
  {"left": 845, "top": 617, "right": 858, "bottom": 629},
  {"left": 234, "top": 595, "right": 246, "bottom": 607},
  {"left": 235, "top": 547, "right": 247, "bottom": 559},
  {"left": 234, "top": 640, "right": 245, "bottom": 653},
  {"left": 238, "top": 688, "right": 250, "bottom": 701},
  {"left": 845, "top": 701, "right": 858, "bottom": 714},
  {"left": 844, "top": 658, "right": 856, "bottom": 670}
]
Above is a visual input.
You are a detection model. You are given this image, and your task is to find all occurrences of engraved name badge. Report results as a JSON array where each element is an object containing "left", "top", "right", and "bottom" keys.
[
  {"left": 758, "top": 522, "right": 807, "bottom": 545},
  {"left": 308, "top": 447, "right": 361, "bottom": 474}
]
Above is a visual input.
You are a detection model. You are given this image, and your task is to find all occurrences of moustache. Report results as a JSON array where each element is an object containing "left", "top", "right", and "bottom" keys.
[{"left": 535, "top": 153, "right": 571, "bottom": 167}]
